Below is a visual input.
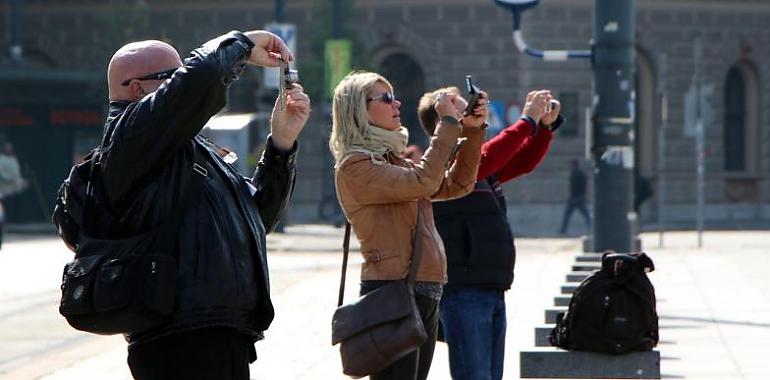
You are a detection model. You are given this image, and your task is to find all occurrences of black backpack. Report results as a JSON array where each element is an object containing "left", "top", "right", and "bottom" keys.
[
  {"left": 549, "top": 251, "right": 659, "bottom": 354},
  {"left": 52, "top": 148, "right": 108, "bottom": 251},
  {"left": 52, "top": 142, "right": 207, "bottom": 335}
]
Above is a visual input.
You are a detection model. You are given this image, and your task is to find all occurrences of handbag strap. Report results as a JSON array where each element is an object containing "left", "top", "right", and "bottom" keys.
[
  {"left": 337, "top": 222, "right": 352, "bottom": 307},
  {"left": 337, "top": 203, "right": 425, "bottom": 307},
  {"left": 406, "top": 206, "right": 425, "bottom": 286}
]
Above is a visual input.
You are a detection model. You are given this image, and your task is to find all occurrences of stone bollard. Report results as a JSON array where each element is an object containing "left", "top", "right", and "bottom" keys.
[{"left": 520, "top": 348, "right": 661, "bottom": 378}]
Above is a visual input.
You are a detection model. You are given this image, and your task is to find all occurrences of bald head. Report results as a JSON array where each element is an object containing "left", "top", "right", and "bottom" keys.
[{"left": 107, "top": 40, "right": 182, "bottom": 101}]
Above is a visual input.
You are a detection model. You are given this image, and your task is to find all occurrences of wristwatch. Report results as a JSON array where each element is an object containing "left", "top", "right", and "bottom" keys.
[{"left": 440, "top": 115, "right": 461, "bottom": 128}]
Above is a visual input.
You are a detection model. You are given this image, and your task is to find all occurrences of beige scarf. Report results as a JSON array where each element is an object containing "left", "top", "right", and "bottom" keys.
[{"left": 347, "top": 126, "right": 409, "bottom": 164}]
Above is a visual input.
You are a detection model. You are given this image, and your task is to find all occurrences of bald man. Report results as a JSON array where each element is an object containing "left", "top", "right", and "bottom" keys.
[{"left": 87, "top": 30, "right": 309, "bottom": 379}]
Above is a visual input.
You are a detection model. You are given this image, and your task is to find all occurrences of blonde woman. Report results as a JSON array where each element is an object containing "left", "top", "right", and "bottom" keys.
[{"left": 330, "top": 71, "right": 488, "bottom": 380}]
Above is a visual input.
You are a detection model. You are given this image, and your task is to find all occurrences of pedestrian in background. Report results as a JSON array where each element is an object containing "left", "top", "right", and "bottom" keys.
[
  {"left": 559, "top": 159, "right": 591, "bottom": 234},
  {"left": 418, "top": 87, "right": 561, "bottom": 380},
  {"left": 634, "top": 171, "right": 653, "bottom": 216},
  {"left": 93, "top": 29, "right": 309, "bottom": 379},
  {"left": 0, "top": 142, "right": 28, "bottom": 249},
  {"left": 329, "top": 71, "right": 487, "bottom": 380}
]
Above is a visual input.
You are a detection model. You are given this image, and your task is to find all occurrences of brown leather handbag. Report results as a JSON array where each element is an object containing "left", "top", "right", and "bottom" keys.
[{"left": 331, "top": 207, "right": 427, "bottom": 378}]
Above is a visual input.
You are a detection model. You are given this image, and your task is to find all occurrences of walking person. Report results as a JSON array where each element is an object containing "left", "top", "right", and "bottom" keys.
[
  {"left": 418, "top": 87, "right": 561, "bottom": 380},
  {"left": 559, "top": 159, "right": 591, "bottom": 234},
  {"left": 329, "top": 71, "right": 488, "bottom": 380},
  {"left": 0, "top": 142, "right": 28, "bottom": 249},
  {"left": 80, "top": 30, "right": 310, "bottom": 379}
]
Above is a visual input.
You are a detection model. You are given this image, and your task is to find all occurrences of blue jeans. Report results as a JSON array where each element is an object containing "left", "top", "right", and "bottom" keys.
[{"left": 440, "top": 287, "right": 506, "bottom": 380}]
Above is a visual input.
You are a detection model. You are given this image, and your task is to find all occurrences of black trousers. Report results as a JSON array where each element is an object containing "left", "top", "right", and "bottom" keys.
[
  {"left": 127, "top": 327, "right": 256, "bottom": 380},
  {"left": 360, "top": 283, "right": 441, "bottom": 380}
]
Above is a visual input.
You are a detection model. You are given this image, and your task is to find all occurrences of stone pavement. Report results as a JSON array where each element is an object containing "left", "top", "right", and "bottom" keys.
[{"left": 0, "top": 227, "right": 768, "bottom": 379}]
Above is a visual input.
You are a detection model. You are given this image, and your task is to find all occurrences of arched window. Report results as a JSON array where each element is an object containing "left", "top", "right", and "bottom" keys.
[
  {"left": 378, "top": 53, "right": 427, "bottom": 147},
  {"left": 724, "top": 66, "right": 745, "bottom": 171},
  {"left": 723, "top": 62, "right": 759, "bottom": 173}
]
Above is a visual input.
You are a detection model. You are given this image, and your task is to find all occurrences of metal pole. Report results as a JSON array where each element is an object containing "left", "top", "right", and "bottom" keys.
[
  {"left": 657, "top": 54, "right": 667, "bottom": 248},
  {"left": 591, "top": 0, "right": 636, "bottom": 252},
  {"left": 8, "top": 0, "right": 24, "bottom": 65},
  {"left": 274, "top": 0, "right": 285, "bottom": 22},
  {"left": 332, "top": 0, "right": 342, "bottom": 38},
  {"left": 694, "top": 37, "right": 705, "bottom": 248}
]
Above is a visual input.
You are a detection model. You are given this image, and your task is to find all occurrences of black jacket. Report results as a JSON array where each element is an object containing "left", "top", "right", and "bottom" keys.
[
  {"left": 432, "top": 177, "right": 516, "bottom": 290},
  {"left": 97, "top": 31, "right": 295, "bottom": 345}
]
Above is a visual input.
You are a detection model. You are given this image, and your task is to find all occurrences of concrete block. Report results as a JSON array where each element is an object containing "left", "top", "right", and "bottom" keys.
[
  {"left": 582, "top": 236, "right": 642, "bottom": 253},
  {"left": 520, "top": 348, "right": 661, "bottom": 378},
  {"left": 545, "top": 307, "right": 568, "bottom": 323},
  {"left": 581, "top": 235, "right": 592, "bottom": 252},
  {"left": 566, "top": 272, "right": 592, "bottom": 283},
  {"left": 572, "top": 264, "right": 600, "bottom": 272},
  {"left": 561, "top": 283, "right": 580, "bottom": 294},
  {"left": 576, "top": 254, "right": 602, "bottom": 263},
  {"left": 535, "top": 325, "right": 555, "bottom": 347},
  {"left": 554, "top": 295, "right": 571, "bottom": 307}
]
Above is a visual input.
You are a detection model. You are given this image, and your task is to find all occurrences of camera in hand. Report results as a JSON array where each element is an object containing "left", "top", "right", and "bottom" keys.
[
  {"left": 277, "top": 55, "right": 299, "bottom": 110},
  {"left": 463, "top": 75, "right": 483, "bottom": 117},
  {"left": 548, "top": 99, "right": 558, "bottom": 112}
]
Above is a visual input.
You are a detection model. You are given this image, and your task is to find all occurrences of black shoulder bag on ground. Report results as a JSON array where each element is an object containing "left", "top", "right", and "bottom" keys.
[
  {"left": 56, "top": 146, "right": 208, "bottom": 335},
  {"left": 549, "top": 251, "right": 659, "bottom": 354},
  {"left": 331, "top": 207, "right": 428, "bottom": 378}
]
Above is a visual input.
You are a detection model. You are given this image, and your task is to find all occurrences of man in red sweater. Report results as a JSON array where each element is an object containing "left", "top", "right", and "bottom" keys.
[{"left": 418, "top": 87, "right": 562, "bottom": 380}]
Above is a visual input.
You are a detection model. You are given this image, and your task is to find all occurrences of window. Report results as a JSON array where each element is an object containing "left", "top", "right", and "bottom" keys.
[
  {"left": 723, "top": 62, "right": 759, "bottom": 173},
  {"left": 723, "top": 66, "right": 746, "bottom": 171},
  {"left": 557, "top": 92, "right": 579, "bottom": 137}
]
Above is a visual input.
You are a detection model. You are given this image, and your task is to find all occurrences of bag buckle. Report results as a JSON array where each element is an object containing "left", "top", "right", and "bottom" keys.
[{"left": 193, "top": 163, "right": 208, "bottom": 177}]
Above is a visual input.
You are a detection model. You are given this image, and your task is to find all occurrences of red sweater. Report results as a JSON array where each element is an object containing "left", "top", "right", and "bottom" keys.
[{"left": 477, "top": 118, "right": 552, "bottom": 183}]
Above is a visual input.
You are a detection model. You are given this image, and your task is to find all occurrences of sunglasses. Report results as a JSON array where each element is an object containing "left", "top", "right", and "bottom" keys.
[
  {"left": 120, "top": 68, "right": 178, "bottom": 86},
  {"left": 366, "top": 92, "right": 395, "bottom": 104}
]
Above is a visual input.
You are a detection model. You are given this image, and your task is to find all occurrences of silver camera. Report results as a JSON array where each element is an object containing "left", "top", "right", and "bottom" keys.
[{"left": 278, "top": 57, "right": 299, "bottom": 111}]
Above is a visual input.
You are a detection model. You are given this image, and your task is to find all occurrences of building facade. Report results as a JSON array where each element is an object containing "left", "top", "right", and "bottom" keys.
[{"left": 1, "top": 0, "right": 768, "bottom": 233}]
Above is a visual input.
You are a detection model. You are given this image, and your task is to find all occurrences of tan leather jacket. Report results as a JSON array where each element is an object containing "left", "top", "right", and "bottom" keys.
[{"left": 335, "top": 122, "right": 484, "bottom": 283}]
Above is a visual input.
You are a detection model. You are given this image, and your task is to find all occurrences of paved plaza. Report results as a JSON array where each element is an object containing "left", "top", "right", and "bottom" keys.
[{"left": 0, "top": 226, "right": 768, "bottom": 379}]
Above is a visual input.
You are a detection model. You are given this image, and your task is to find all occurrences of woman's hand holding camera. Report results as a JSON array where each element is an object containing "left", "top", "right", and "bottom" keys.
[
  {"left": 434, "top": 92, "right": 460, "bottom": 122},
  {"left": 461, "top": 91, "right": 490, "bottom": 129}
]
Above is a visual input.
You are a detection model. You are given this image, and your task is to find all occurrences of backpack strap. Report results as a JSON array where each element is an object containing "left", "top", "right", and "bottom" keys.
[{"left": 81, "top": 144, "right": 208, "bottom": 254}]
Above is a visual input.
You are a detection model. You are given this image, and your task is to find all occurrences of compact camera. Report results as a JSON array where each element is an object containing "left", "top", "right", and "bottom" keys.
[
  {"left": 463, "top": 75, "right": 483, "bottom": 117},
  {"left": 276, "top": 55, "right": 299, "bottom": 111},
  {"left": 548, "top": 99, "right": 558, "bottom": 112}
]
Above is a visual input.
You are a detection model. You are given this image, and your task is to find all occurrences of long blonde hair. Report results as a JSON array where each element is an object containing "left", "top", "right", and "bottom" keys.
[{"left": 329, "top": 71, "right": 408, "bottom": 165}]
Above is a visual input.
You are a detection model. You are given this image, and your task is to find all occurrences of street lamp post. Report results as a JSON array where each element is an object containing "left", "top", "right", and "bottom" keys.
[
  {"left": 494, "top": 0, "right": 637, "bottom": 252},
  {"left": 8, "top": 0, "right": 24, "bottom": 65},
  {"left": 591, "top": 0, "right": 636, "bottom": 252},
  {"left": 274, "top": 0, "right": 285, "bottom": 22}
]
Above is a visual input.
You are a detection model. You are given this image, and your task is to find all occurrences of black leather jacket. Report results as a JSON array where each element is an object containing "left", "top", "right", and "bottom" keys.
[{"left": 97, "top": 31, "right": 296, "bottom": 346}]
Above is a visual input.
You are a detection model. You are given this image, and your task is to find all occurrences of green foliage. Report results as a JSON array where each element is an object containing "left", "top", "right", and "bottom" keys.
[
  {"left": 93, "top": 1, "right": 152, "bottom": 49},
  {"left": 298, "top": 0, "right": 371, "bottom": 103}
]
